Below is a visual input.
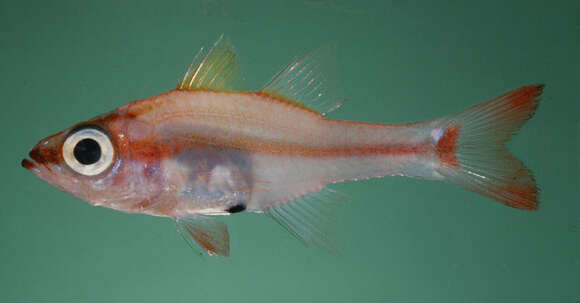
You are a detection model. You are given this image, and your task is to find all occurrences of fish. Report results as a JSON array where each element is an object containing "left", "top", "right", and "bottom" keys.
[{"left": 22, "top": 36, "right": 543, "bottom": 256}]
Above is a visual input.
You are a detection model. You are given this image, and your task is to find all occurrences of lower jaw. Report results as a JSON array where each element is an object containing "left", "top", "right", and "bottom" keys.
[{"left": 22, "top": 158, "right": 38, "bottom": 171}]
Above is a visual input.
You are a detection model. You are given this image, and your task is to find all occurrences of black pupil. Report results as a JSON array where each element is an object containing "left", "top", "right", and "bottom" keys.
[{"left": 73, "top": 138, "right": 101, "bottom": 165}]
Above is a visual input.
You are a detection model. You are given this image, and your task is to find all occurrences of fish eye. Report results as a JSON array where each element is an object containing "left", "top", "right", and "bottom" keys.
[{"left": 62, "top": 127, "right": 114, "bottom": 176}]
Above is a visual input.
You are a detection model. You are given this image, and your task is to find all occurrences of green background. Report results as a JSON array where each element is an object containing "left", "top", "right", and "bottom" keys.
[{"left": 1, "top": 1, "right": 578, "bottom": 302}]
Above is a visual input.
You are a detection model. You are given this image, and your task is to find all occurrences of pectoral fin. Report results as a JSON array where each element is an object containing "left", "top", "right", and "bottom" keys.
[{"left": 176, "top": 216, "right": 230, "bottom": 257}]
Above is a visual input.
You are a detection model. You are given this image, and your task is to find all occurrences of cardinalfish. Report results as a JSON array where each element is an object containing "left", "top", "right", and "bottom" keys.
[{"left": 22, "top": 36, "right": 544, "bottom": 256}]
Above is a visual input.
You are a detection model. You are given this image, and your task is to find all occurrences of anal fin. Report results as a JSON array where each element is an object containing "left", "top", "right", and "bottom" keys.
[
  {"left": 266, "top": 187, "right": 347, "bottom": 252},
  {"left": 176, "top": 216, "right": 230, "bottom": 256}
]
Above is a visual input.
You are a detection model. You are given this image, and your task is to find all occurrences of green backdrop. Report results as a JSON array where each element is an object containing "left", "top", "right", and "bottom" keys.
[{"left": 1, "top": 1, "right": 578, "bottom": 302}]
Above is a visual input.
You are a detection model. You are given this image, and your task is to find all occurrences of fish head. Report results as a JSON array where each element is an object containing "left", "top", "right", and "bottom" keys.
[{"left": 21, "top": 110, "right": 156, "bottom": 209}]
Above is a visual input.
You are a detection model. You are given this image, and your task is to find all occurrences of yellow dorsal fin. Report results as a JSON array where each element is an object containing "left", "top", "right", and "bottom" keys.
[
  {"left": 178, "top": 35, "right": 241, "bottom": 91},
  {"left": 260, "top": 45, "right": 346, "bottom": 116}
]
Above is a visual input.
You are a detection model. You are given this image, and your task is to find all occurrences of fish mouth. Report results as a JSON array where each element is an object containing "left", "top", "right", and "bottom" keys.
[
  {"left": 22, "top": 158, "right": 40, "bottom": 173},
  {"left": 22, "top": 149, "right": 42, "bottom": 173}
]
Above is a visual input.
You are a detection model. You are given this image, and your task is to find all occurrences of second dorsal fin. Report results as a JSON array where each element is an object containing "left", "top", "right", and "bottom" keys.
[
  {"left": 178, "top": 35, "right": 242, "bottom": 91},
  {"left": 261, "top": 45, "right": 346, "bottom": 116}
]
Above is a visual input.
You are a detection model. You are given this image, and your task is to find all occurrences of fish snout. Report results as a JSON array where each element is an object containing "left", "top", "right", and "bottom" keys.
[
  {"left": 28, "top": 146, "right": 44, "bottom": 163},
  {"left": 22, "top": 146, "right": 44, "bottom": 172},
  {"left": 22, "top": 138, "right": 62, "bottom": 171}
]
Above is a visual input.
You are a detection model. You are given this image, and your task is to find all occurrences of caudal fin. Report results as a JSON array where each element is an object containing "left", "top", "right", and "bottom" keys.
[{"left": 433, "top": 84, "right": 544, "bottom": 210}]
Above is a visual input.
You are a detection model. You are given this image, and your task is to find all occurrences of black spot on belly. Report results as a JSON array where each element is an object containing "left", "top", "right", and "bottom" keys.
[{"left": 226, "top": 204, "right": 246, "bottom": 213}]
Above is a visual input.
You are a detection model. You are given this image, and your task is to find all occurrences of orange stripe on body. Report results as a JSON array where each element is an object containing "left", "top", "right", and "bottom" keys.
[{"left": 148, "top": 132, "right": 431, "bottom": 158}]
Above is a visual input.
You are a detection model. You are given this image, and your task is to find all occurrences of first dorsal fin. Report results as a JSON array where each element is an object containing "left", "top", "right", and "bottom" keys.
[
  {"left": 261, "top": 45, "right": 346, "bottom": 116},
  {"left": 178, "top": 35, "right": 241, "bottom": 91}
]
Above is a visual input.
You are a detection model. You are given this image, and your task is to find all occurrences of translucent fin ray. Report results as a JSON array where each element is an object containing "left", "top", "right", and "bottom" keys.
[
  {"left": 176, "top": 215, "right": 230, "bottom": 256},
  {"left": 433, "top": 84, "right": 544, "bottom": 210},
  {"left": 261, "top": 45, "right": 345, "bottom": 116},
  {"left": 178, "top": 35, "right": 242, "bottom": 91},
  {"left": 266, "top": 187, "right": 347, "bottom": 252}
]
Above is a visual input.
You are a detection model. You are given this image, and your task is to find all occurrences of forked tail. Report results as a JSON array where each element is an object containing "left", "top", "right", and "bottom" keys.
[{"left": 432, "top": 84, "right": 544, "bottom": 210}]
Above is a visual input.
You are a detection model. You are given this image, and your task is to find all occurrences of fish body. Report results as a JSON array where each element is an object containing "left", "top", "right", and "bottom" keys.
[{"left": 22, "top": 37, "right": 543, "bottom": 256}]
